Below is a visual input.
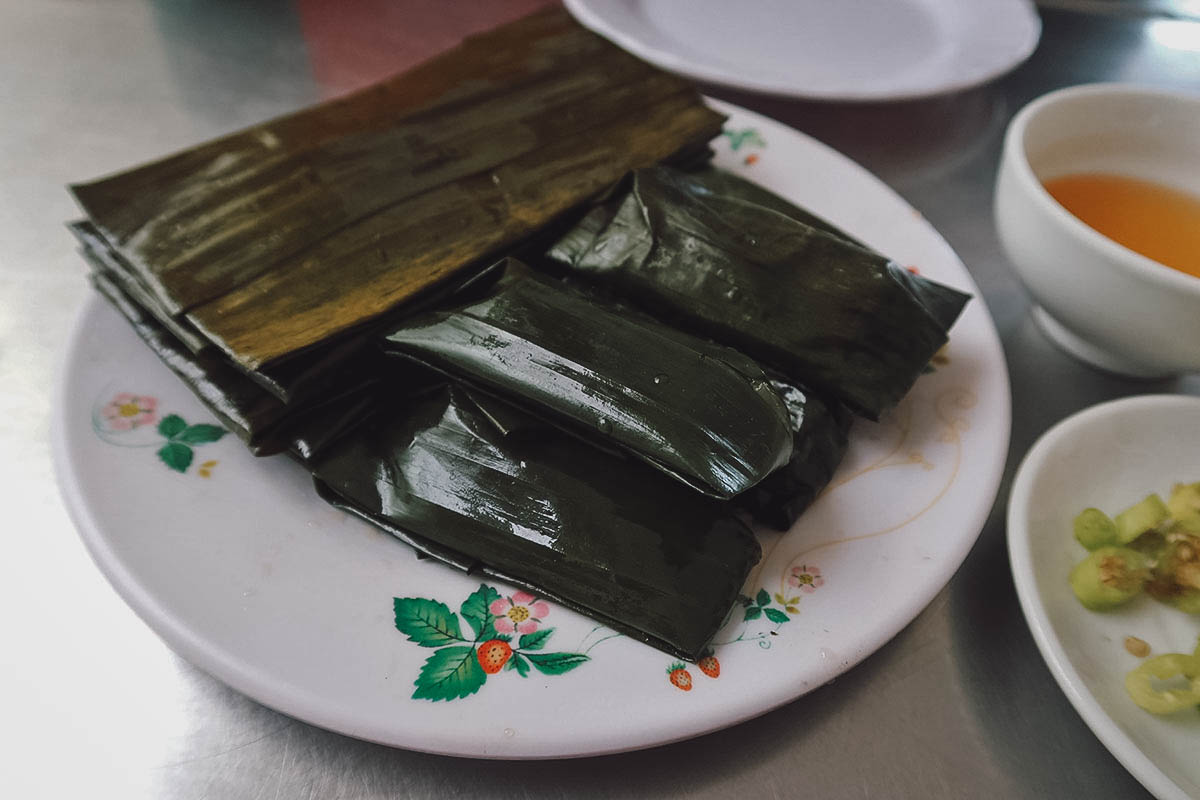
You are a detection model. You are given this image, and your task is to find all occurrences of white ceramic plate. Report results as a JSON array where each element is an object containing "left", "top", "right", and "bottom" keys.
[
  {"left": 53, "top": 102, "right": 1009, "bottom": 758},
  {"left": 564, "top": 0, "right": 1041, "bottom": 102},
  {"left": 1008, "top": 395, "right": 1200, "bottom": 800}
]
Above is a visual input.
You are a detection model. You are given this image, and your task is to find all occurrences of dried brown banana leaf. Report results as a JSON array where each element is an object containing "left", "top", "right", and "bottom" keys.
[{"left": 69, "top": 8, "right": 724, "bottom": 371}]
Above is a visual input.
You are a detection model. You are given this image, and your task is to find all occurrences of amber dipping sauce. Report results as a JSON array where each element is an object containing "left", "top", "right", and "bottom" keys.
[{"left": 1042, "top": 172, "right": 1200, "bottom": 279}]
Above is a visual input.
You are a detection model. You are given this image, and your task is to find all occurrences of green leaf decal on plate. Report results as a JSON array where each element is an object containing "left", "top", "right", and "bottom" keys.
[
  {"left": 518, "top": 628, "right": 553, "bottom": 651},
  {"left": 722, "top": 128, "right": 766, "bottom": 151},
  {"left": 412, "top": 646, "right": 486, "bottom": 701},
  {"left": 177, "top": 423, "right": 226, "bottom": 444},
  {"left": 763, "top": 607, "right": 789, "bottom": 624},
  {"left": 393, "top": 598, "right": 465, "bottom": 646},
  {"left": 157, "top": 442, "right": 193, "bottom": 473},
  {"left": 743, "top": 606, "right": 762, "bottom": 622},
  {"left": 524, "top": 651, "right": 589, "bottom": 675},
  {"left": 755, "top": 588, "right": 770, "bottom": 607},
  {"left": 392, "top": 585, "right": 608, "bottom": 701},
  {"left": 157, "top": 414, "right": 187, "bottom": 438},
  {"left": 459, "top": 584, "right": 500, "bottom": 639}
]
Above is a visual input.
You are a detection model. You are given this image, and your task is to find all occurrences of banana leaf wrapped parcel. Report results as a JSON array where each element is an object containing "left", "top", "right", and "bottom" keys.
[
  {"left": 311, "top": 385, "right": 762, "bottom": 661},
  {"left": 383, "top": 260, "right": 796, "bottom": 499},
  {"left": 68, "top": 8, "right": 725, "bottom": 376},
  {"left": 545, "top": 166, "right": 971, "bottom": 420}
]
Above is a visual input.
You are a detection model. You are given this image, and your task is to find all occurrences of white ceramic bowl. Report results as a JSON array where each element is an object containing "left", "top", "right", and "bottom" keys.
[
  {"left": 995, "top": 83, "right": 1200, "bottom": 378},
  {"left": 1008, "top": 394, "right": 1200, "bottom": 800}
]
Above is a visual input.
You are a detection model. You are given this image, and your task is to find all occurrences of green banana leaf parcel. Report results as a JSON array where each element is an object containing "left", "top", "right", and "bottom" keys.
[{"left": 545, "top": 166, "right": 970, "bottom": 420}]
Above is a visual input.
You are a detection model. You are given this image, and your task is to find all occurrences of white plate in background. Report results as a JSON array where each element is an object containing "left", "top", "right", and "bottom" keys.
[{"left": 565, "top": 0, "right": 1041, "bottom": 102}]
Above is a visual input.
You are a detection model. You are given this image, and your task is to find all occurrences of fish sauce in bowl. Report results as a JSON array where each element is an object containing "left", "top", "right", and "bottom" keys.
[{"left": 1042, "top": 173, "right": 1200, "bottom": 280}]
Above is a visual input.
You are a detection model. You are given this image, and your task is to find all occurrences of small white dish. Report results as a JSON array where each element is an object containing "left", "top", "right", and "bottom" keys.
[
  {"left": 1008, "top": 394, "right": 1200, "bottom": 800},
  {"left": 564, "top": 0, "right": 1041, "bottom": 102},
  {"left": 995, "top": 83, "right": 1200, "bottom": 378},
  {"left": 54, "top": 101, "right": 1010, "bottom": 758}
]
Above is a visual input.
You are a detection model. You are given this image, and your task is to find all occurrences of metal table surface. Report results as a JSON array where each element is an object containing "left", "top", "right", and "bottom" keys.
[{"left": 2, "top": 2, "right": 1198, "bottom": 797}]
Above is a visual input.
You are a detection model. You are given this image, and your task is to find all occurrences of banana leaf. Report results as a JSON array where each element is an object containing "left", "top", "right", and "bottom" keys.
[
  {"left": 72, "top": 219, "right": 506, "bottom": 406},
  {"left": 312, "top": 385, "right": 761, "bottom": 660},
  {"left": 737, "top": 380, "right": 851, "bottom": 530},
  {"left": 71, "top": 220, "right": 210, "bottom": 355},
  {"left": 68, "top": 8, "right": 724, "bottom": 372},
  {"left": 676, "top": 166, "right": 869, "bottom": 248},
  {"left": 383, "top": 260, "right": 794, "bottom": 499},
  {"left": 544, "top": 166, "right": 971, "bottom": 420},
  {"left": 90, "top": 269, "right": 282, "bottom": 450},
  {"left": 87, "top": 267, "right": 429, "bottom": 460}
]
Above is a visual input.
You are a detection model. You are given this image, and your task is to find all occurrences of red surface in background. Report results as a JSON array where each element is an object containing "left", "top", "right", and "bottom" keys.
[{"left": 295, "top": 0, "right": 557, "bottom": 97}]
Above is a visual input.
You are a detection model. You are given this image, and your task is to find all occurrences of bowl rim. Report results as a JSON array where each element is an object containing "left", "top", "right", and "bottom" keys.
[
  {"left": 1007, "top": 393, "right": 1200, "bottom": 800},
  {"left": 1002, "top": 82, "right": 1200, "bottom": 298}
]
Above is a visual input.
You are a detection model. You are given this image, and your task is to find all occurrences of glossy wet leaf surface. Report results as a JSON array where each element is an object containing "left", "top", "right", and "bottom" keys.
[
  {"left": 545, "top": 166, "right": 970, "bottom": 420},
  {"left": 313, "top": 386, "right": 761, "bottom": 661},
  {"left": 384, "top": 263, "right": 794, "bottom": 499}
]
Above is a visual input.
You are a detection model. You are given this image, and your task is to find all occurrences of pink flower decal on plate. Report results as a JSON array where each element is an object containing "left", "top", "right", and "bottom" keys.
[
  {"left": 100, "top": 393, "right": 158, "bottom": 431},
  {"left": 489, "top": 590, "right": 550, "bottom": 635},
  {"left": 788, "top": 564, "right": 824, "bottom": 594},
  {"left": 92, "top": 389, "right": 226, "bottom": 473}
]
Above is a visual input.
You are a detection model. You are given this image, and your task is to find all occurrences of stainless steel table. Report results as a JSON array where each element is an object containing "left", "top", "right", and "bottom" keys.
[{"left": 3, "top": 2, "right": 1198, "bottom": 797}]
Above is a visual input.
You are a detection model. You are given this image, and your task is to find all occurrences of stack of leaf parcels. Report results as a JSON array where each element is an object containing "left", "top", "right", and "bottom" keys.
[{"left": 67, "top": 9, "right": 968, "bottom": 661}]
